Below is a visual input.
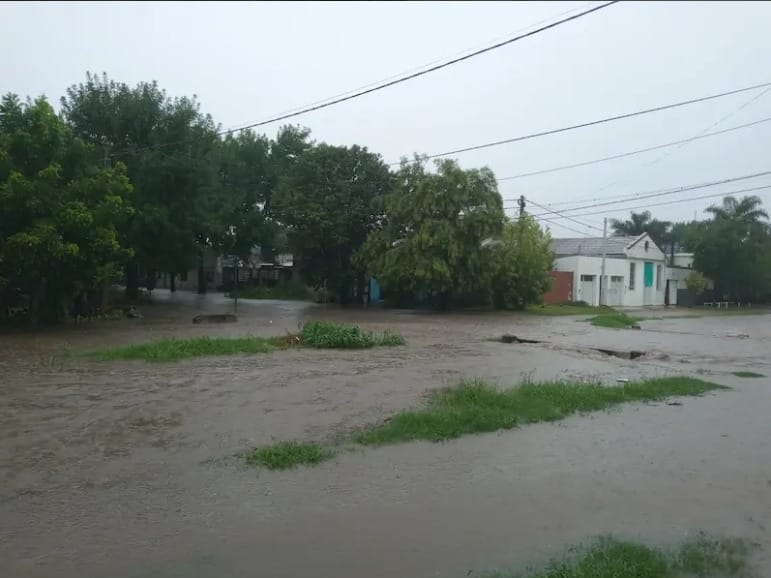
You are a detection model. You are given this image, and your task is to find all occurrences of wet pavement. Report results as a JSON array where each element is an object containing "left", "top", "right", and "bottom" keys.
[{"left": 1, "top": 291, "right": 770, "bottom": 577}]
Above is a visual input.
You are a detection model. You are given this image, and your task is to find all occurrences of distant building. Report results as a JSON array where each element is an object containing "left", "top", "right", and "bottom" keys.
[{"left": 551, "top": 233, "right": 669, "bottom": 306}]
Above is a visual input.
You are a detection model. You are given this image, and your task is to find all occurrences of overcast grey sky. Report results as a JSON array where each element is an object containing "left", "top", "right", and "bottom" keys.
[{"left": 2, "top": 1, "right": 771, "bottom": 237}]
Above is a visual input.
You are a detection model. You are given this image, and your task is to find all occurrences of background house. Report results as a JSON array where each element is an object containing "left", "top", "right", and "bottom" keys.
[{"left": 552, "top": 233, "right": 668, "bottom": 307}]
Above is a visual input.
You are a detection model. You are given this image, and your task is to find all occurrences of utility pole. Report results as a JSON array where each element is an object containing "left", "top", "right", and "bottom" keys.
[
  {"left": 600, "top": 217, "right": 607, "bottom": 307},
  {"left": 518, "top": 195, "right": 526, "bottom": 219}
]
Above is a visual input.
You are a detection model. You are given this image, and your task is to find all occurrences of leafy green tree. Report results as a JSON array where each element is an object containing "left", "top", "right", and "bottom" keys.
[
  {"left": 358, "top": 159, "right": 505, "bottom": 308},
  {"left": 0, "top": 95, "right": 133, "bottom": 322},
  {"left": 610, "top": 211, "right": 672, "bottom": 249},
  {"left": 489, "top": 215, "right": 553, "bottom": 310},
  {"left": 272, "top": 142, "right": 391, "bottom": 302},
  {"left": 685, "top": 271, "right": 708, "bottom": 298},
  {"left": 61, "top": 73, "right": 223, "bottom": 297},
  {"left": 691, "top": 195, "right": 769, "bottom": 300}
]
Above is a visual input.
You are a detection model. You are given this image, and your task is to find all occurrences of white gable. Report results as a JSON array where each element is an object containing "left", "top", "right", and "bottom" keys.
[{"left": 624, "top": 234, "right": 666, "bottom": 261}]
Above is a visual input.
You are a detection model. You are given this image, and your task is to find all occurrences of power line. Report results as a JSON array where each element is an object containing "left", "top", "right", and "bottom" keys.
[
  {"left": 114, "top": 1, "right": 617, "bottom": 158},
  {"left": 526, "top": 197, "right": 604, "bottom": 232},
  {"left": 496, "top": 116, "right": 771, "bottom": 182},
  {"left": 530, "top": 214, "right": 593, "bottom": 237},
  {"left": 219, "top": 1, "right": 602, "bottom": 133},
  {"left": 219, "top": 2, "right": 618, "bottom": 135},
  {"left": 391, "top": 80, "right": 771, "bottom": 166},
  {"left": 529, "top": 169, "right": 771, "bottom": 217},
  {"left": 530, "top": 183, "right": 771, "bottom": 220},
  {"left": 588, "top": 85, "right": 771, "bottom": 197}
]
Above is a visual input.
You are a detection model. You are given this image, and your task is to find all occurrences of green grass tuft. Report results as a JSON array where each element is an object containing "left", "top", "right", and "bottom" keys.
[
  {"left": 525, "top": 303, "right": 613, "bottom": 316},
  {"left": 485, "top": 533, "right": 749, "bottom": 578},
  {"left": 83, "top": 336, "right": 282, "bottom": 362},
  {"left": 80, "top": 323, "right": 404, "bottom": 362},
  {"left": 589, "top": 312, "right": 641, "bottom": 328},
  {"left": 244, "top": 441, "right": 335, "bottom": 470},
  {"left": 300, "top": 321, "right": 405, "bottom": 349},
  {"left": 732, "top": 371, "right": 765, "bottom": 378},
  {"left": 354, "top": 377, "right": 726, "bottom": 446}
]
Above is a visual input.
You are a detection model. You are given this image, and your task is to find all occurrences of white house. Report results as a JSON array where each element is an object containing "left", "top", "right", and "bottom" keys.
[{"left": 552, "top": 233, "right": 668, "bottom": 307}]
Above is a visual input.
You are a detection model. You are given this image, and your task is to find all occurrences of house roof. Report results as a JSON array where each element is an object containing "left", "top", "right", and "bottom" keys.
[{"left": 552, "top": 236, "right": 641, "bottom": 257}]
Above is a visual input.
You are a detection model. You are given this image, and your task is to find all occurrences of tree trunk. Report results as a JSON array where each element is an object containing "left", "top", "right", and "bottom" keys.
[
  {"left": 125, "top": 262, "right": 139, "bottom": 301},
  {"left": 169, "top": 273, "right": 176, "bottom": 292},
  {"left": 197, "top": 259, "right": 206, "bottom": 295}
]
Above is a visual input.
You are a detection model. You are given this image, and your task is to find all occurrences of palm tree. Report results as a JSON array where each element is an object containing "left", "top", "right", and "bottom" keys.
[
  {"left": 610, "top": 211, "right": 672, "bottom": 248},
  {"left": 705, "top": 195, "right": 769, "bottom": 224}
]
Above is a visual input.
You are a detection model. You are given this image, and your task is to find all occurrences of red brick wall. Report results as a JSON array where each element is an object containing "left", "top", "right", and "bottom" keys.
[{"left": 542, "top": 271, "right": 573, "bottom": 304}]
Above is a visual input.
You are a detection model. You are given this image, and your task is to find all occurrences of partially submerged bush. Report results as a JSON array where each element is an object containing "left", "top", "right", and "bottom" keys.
[{"left": 300, "top": 321, "right": 405, "bottom": 349}]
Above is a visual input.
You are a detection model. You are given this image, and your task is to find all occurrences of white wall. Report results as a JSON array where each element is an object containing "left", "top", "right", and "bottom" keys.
[
  {"left": 554, "top": 255, "right": 667, "bottom": 307},
  {"left": 672, "top": 253, "right": 694, "bottom": 268},
  {"left": 626, "top": 235, "right": 666, "bottom": 261}
]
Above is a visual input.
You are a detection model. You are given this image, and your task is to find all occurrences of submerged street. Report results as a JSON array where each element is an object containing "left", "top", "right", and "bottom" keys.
[{"left": 1, "top": 292, "right": 770, "bottom": 577}]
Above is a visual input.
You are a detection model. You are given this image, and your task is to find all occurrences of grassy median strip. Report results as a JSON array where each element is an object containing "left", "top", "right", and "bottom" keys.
[
  {"left": 82, "top": 321, "right": 406, "bottom": 362},
  {"left": 485, "top": 533, "right": 748, "bottom": 578},
  {"left": 244, "top": 441, "right": 335, "bottom": 470},
  {"left": 732, "top": 371, "right": 765, "bottom": 378},
  {"left": 86, "top": 336, "right": 283, "bottom": 362},
  {"left": 589, "top": 312, "right": 642, "bottom": 328},
  {"left": 354, "top": 377, "right": 726, "bottom": 446}
]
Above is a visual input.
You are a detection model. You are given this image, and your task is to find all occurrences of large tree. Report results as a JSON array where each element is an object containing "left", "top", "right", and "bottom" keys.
[
  {"left": 272, "top": 142, "right": 392, "bottom": 303},
  {"left": 0, "top": 95, "right": 133, "bottom": 322},
  {"left": 489, "top": 215, "right": 554, "bottom": 310},
  {"left": 358, "top": 158, "right": 505, "bottom": 308},
  {"left": 61, "top": 73, "right": 223, "bottom": 297},
  {"left": 691, "top": 195, "right": 770, "bottom": 300},
  {"left": 610, "top": 210, "right": 671, "bottom": 249}
]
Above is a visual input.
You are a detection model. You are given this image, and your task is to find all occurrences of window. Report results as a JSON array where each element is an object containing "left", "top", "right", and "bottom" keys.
[
  {"left": 644, "top": 241, "right": 649, "bottom": 252},
  {"left": 629, "top": 262, "right": 636, "bottom": 290},
  {"left": 611, "top": 275, "right": 623, "bottom": 283},
  {"left": 656, "top": 264, "right": 662, "bottom": 290},
  {"left": 580, "top": 274, "right": 594, "bottom": 281}
]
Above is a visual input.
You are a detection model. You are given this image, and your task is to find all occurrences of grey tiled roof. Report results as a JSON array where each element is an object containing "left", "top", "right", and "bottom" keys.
[{"left": 552, "top": 236, "right": 640, "bottom": 257}]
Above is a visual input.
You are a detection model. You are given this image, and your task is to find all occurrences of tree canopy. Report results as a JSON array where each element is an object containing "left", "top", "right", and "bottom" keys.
[
  {"left": 610, "top": 210, "right": 672, "bottom": 249},
  {"left": 358, "top": 159, "right": 505, "bottom": 308}
]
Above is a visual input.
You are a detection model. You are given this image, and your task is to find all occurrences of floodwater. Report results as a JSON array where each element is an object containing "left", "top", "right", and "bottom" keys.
[{"left": 1, "top": 291, "right": 770, "bottom": 577}]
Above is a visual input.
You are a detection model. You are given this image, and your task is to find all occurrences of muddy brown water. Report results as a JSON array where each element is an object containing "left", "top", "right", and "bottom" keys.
[{"left": 1, "top": 291, "right": 770, "bottom": 577}]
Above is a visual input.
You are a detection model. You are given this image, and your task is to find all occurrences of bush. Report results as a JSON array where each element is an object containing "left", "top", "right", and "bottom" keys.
[
  {"left": 299, "top": 321, "right": 406, "bottom": 349},
  {"left": 686, "top": 271, "right": 708, "bottom": 298}
]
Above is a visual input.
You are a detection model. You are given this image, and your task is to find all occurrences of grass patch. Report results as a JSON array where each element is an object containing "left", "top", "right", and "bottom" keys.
[
  {"left": 485, "top": 533, "right": 748, "bottom": 578},
  {"left": 354, "top": 377, "right": 725, "bottom": 446},
  {"left": 229, "top": 281, "right": 314, "bottom": 301},
  {"left": 244, "top": 441, "right": 335, "bottom": 470},
  {"left": 84, "top": 335, "right": 282, "bottom": 362},
  {"left": 589, "top": 312, "right": 641, "bottom": 328},
  {"left": 525, "top": 302, "right": 612, "bottom": 316},
  {"left": 300, "top": 321, "right": 405, "bottom": 349},
  {"left": 732, "top": 371, "right": 765, "bottom": 378},
  {"left": 81, "top": 322, "right": 405, "bottom": 362}
]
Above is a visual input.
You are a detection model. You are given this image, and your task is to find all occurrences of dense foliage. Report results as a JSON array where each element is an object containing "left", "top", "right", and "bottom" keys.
[{"left": 6, "top": 72, "right": 767, "bottom": 323}]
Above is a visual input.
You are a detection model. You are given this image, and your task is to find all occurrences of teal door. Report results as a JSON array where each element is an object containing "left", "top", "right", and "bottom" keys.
[{"left": 644, "top": 262, "right": 654, "bottom": 287}]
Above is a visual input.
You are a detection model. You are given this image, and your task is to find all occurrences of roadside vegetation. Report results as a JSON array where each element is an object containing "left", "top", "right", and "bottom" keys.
[
  {"left": 589, "top": 312, "right": 642, "bottom": 328},
  {"left": 81, "top": 321, "right": 405, "bottom": 362},
  {"left": 244, "top": 441, "right": 335, "bottom": 470},
  {"left": 732, "top": 371, "right": 765, "bottom": 378},
  {"left": 245, "top": 376, "right": 726, "bottom": 469},
  {"left": 484, "top": 533, "right": 748, "bottom": 578},
  {"left": 525, "top": 302, "right": 609, "bottom": 316},
  {"left": 354, "top": 377, "right": 724, "bottom": 446}
]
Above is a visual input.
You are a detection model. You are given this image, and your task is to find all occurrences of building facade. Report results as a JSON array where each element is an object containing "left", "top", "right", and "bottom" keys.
[{"left": 552, "top": 234, "right": 668, "bottom": 307}]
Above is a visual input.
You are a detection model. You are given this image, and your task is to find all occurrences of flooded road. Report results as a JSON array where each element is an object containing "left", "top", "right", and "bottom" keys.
[{"left": 1, "top": 291, "right": 770, "bottom": 577}]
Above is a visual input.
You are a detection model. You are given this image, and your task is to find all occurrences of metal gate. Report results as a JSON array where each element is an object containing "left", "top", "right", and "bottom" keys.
[{"left": 607, "top": 275, "right": 624, "bottom": 306}]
